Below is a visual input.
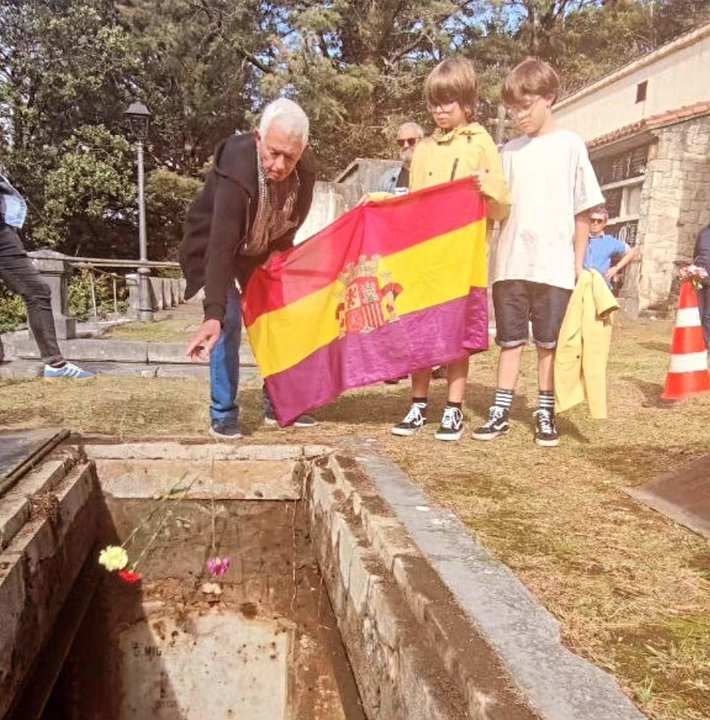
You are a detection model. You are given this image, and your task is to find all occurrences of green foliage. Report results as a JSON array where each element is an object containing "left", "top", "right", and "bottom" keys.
[
  {"left": 34, "top": 125, "right": 136, "bottom": 255},
  {"left": 116, "top": 0, "right": 270, "bottom": 173},
  {"left": 0, "top": 0, "right": 139, "bottom": 252},
  {"left": 0, "top": 0, "right": 706, "bottom": 259},
  {"left": 146, "top": 168, "right": 204, "bottom": 261},
  {"left": 0, "top": 290, "right": 27, "bottom": 334},
  {"left": 67, "top": 269, "right": 128, "bottom": 320}
]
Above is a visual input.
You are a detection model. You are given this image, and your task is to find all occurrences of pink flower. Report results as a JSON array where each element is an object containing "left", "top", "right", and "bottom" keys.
[
  {"left": 118, "top": 569, "right": 142, "bottom": 584},
  {"left": 681, "top": 265, "right": 709, "bottom": 291},
  {"left": 206, "top": 556, "right": 230, "bottom": 577}
]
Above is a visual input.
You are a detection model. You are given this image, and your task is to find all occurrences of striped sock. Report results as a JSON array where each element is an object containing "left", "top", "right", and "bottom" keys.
[
  {"left": 494, "top": 388, "right": 514, "bottom": 410},
  {"left": 446, "top": 400, "right": 462, "bottom": 409},
  {"left": 538, "top": 390, "right": 555, "bottom": 412}
]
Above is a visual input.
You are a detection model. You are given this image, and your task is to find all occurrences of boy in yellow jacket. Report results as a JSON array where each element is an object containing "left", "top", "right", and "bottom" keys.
[{"left": 391, "top": 56, "right": 511, "bottom": 441}]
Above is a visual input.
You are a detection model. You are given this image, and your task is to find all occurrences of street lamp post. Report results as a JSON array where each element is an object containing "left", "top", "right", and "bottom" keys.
[{"left": 124, "top": 101, "right": 153, "bottom": 322}]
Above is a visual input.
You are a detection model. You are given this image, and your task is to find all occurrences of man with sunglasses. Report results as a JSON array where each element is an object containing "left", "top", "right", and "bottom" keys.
[
  {"left": 376, "top": 122, "right": 424, "bottom": 194},
  {"left": 583, "top": 206, "right": 637, "bottom": 291}
]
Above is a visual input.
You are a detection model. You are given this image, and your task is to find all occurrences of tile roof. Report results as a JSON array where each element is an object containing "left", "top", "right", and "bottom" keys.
[{"left": 588, "top": 101, "right": 710, "bottom": 149}]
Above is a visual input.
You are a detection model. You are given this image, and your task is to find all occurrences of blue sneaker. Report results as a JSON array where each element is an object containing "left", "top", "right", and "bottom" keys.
[
  {"left": 42, "top": 362, "right": 96, "bottom": 380},
  {"left": 209, "top": 420, "right": 242, "bottom": 441}
]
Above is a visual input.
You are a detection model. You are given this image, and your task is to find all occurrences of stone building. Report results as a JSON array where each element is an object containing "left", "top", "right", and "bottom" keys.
[{"left": 554, "top": 23, "right": 710, "bottom": 315}]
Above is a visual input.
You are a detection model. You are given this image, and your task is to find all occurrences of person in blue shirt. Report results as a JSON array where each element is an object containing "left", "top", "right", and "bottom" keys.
[
  {"left": 583, "top": 206, "right": 637, "bottom": 289},
  {"left": 0, "top": 173, "right": 95, "bottom": 378}
]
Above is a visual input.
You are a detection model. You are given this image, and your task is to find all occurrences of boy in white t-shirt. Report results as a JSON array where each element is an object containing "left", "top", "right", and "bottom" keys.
[{"left": 472, "top": 58, "right": 604, "bottom": 447}]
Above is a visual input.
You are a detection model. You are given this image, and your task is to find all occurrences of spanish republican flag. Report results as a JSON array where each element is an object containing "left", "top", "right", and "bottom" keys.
[{"left": 242, "top": 178, "right": 488, "bottom": 426}]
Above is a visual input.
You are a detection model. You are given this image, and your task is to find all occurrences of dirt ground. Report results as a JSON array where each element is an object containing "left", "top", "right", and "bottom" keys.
[{"left": 1, "top": 317, "right": 709, "bottom": 720}]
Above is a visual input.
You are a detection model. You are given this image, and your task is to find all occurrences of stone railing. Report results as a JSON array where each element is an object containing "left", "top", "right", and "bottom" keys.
[{"left": 27, "top": 250, "right": 185, "bottom": 339}]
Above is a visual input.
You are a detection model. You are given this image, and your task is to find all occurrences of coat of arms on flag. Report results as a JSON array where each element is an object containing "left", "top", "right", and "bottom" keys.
[
  {"left": 336, "top": 255, "right": 403, "bottom": 337},
  {"left": 242, "top": 178, "right": 489, "bottom": 426}
]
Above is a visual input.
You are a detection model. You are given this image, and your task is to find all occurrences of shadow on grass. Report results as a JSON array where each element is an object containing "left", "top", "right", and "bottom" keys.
[
  {"left": 622, "top": 376, "right": 669, "bottom": 408},
  {"left": 637, "top": 340, "right": 671, "bottom": 355},
  {"left": 581, "top": 443, "right": 706, "bottom": 488}
]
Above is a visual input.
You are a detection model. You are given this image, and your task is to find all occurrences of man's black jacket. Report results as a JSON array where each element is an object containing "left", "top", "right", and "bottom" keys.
[{"left": 180, "top": 132, "right": 316, "bottom": 324}]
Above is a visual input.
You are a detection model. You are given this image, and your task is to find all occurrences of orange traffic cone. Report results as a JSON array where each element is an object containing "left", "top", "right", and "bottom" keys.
[{"left": 661, "top": 279, "right": 710, "bottom": 400}]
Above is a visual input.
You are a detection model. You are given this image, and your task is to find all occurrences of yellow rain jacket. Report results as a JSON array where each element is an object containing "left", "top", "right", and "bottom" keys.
[
  {"left": 554, "top": 270, "right": 620, "bottom": 419},
  {"left": 409, "top": 123, "right": 511, "bottom": 220}
]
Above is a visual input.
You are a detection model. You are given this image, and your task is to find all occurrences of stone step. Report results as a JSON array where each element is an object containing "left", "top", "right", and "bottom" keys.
[
  {"left": 0, "top": 457, "right": 99, "bottom": 719},
  {"left": 0, "top": 358, "right": 262, "bottom": 382},
  {"left": 2, "top": 333, "right": 256, "bottom": 366}
]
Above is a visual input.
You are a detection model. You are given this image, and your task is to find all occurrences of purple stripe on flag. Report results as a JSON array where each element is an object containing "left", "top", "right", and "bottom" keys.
[{"left": 265, "top": 287, "right": 488, "bottom": 426}]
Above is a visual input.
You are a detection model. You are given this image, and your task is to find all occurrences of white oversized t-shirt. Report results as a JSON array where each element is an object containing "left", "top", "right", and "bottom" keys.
[{"left": 492, "top": 129, "right": 604, "bottom": 290}]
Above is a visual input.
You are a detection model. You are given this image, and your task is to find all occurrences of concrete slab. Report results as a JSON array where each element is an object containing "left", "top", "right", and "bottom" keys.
[
  {"left": 0, "top": 428, "right": 69, "bottom": 496},
  {"left": 624, "top": 454, "right": 710, "bottom": 538},
  {"left": 117, "top": 611, "right": 291, "bottom": 720},
  {"left": 347, "top": 440, "right": 647, "bottom": 720}
]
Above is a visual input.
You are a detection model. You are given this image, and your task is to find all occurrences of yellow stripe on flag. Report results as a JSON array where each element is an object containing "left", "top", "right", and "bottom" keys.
[{"left": 247, "top": 219, "right": 487, "bottom": 377}]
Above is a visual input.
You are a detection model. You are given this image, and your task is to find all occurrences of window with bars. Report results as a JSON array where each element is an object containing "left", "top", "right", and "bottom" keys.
[
  {"left": 593, "top": 145, "right": 649, "bottom": 185},
  {"left": 592, "top": 144, "right": 648, "bottom": 226}
]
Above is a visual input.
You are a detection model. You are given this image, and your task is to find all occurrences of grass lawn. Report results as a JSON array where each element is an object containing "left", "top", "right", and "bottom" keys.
[
  {"left": 1, "top": 317, "right": 708, "bottom": 720},
  {"left": 101, "top": 315, "right": 198, "bottom": 343}
]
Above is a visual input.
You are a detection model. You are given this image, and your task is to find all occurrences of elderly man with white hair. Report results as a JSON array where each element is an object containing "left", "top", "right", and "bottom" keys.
[{"left": 181, "top": 98, "right": 317, "bottom": 439}]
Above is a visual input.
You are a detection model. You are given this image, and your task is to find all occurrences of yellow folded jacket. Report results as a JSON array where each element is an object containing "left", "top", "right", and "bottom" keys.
[{"left": 554, "top": 270, "right": 620, "bottom": 419}]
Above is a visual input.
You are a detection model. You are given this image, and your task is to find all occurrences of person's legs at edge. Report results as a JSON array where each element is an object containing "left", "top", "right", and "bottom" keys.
[
  {"left": 533, "top": 346, "right": 558, "bottom": 446},
  {"left": 435, "top": 356, "right": 467, "bottom": 441},
  {"left": 530, "top": 283, "right": 570, "bottom": 447},
  {"left": 473, "top": 280, "right": 527, "bottom": 440},
  {"left": 0, "top": 225, "right": 94, "bottom": 379},
  {"left": 698, "top": 284, "right": 710, "bottom": 348},
  {"left": 209, "top": 283, "right": 242, "bottom": 439},
  {"left": 391, "top": 368, "right": 430, "bottom": 436}
]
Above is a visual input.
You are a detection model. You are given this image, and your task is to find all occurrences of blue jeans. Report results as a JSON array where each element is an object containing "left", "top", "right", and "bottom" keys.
[{"left": 209, "top": 283, "right": 273, "bottom": 426}]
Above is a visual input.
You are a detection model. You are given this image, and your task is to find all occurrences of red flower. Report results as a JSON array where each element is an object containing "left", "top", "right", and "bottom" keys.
[{"left": 118, "top": 569, "right": 142, "bottom": 584}]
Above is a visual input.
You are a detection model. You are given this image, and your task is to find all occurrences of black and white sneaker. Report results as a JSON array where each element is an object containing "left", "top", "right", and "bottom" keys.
[
  {"left": 391, "top": 404, "right": 426, "bottom": 437},
  {"left": 435, "top": 406, "right": 464, "bottom": 441},
  {"left": 209, "top": 420, "right": 242, "bottom": 441},
  {"left": 472, "top": 406, "right": 510, "bottom": 441},
  {"left": 533, "top": 409, "right": 560, "bottom": 447}
]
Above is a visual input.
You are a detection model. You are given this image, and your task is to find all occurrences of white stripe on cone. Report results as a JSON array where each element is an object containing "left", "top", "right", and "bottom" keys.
[
  {"left": 668, "top": 351, "right": 708, "bottom": 374},
  {"left": 675, "top": 307, "right": 702, "bottom": 328}
]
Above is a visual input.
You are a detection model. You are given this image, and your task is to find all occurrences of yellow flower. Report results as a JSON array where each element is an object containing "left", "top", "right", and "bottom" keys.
[{"left": 99, "top": 545, "right": 128, "bottom": 572}]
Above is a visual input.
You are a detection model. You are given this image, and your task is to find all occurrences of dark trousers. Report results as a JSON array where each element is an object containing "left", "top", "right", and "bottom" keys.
[
  {"left": 698, "top": 284, "right": 710, "bottom": 348},
  {"left": 0, "top": 224, "right": 62, "bottom": 364}
]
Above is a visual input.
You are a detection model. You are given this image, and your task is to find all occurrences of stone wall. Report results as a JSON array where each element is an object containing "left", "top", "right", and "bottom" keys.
[
  {"left": 310, "top": 453, "right": 540, "bottom": 720},
  {"left": 637, "top": 115, "right": 710, "bottom": 313}
]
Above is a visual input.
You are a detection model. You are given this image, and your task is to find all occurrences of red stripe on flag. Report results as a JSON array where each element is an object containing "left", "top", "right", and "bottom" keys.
[
  {"left": 670, "top": 326, "right": 707, "bottom": 355},
  {"left": 242, "top": 178, "right": 485, "bottom": 327}
]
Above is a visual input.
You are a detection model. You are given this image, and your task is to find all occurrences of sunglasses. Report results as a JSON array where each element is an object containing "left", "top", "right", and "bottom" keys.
[
  {"left": 590, "top": 217, "right": 606, "bottom": 223},
  {"left": 397, "top": 137, "right": 419, "bottom": 148}
]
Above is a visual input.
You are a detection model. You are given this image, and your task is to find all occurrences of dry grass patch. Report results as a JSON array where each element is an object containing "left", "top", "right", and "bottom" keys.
[{"left": 0, "top": 318, "right": 708, "bottom": 720}]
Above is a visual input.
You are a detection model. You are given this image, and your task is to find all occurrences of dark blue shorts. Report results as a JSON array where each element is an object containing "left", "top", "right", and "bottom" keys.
[{"left": 493, "top": 280, "right": 572, "bottom": 349}]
